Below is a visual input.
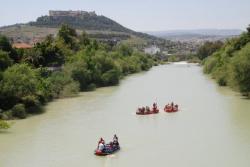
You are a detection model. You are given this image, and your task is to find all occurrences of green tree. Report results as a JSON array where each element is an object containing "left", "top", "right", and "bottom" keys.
[
  {"left": 0, "top": 50, "right": 13, "bottom": 71},
  {"left": 231, "top": 43, "right": 250, "bottom": 96},
  {"left": 202, "top": 25, "right": 250, "bottom": 97},
  {"left": 23, "top": 48, "right": 43, "bottom": 67},
  {"left": 101, "top": 69, "right": 120, "bottom": 86},
  {"left": 0, "top": 35, "right": 18, "bottom": 62},
  {"left": 64, "top": 60, "right": 92, "bottom": 91},
  {"left": 34, "top": 36, "right": 65, "bottom": 67},
  {"left": 58, "top": 24, "right": 78, "bottom": 50},
  {"left": 197, "top": 41, "right": 223, "bottom": 60},
  {"left": 46, "top": 71, "right": 79, "bottom": 98},
  {"left": 79, "top": 31, "right": 90, "bottom": 47},
  {"left": 247, "top": 24, "right": 250, "bottom": 35},
  {"left": 0, "top": 64, "right": 39, "bottom": 110},
  {"left": 117, "top": 44, "right": 133, "bottom": 56},
  {"left": 0, "top": 35, "right": 13, "bottom": 54}
]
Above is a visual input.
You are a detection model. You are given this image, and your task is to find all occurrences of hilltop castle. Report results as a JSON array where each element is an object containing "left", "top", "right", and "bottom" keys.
[{"left": 49, "top": 10, "right": 97, "bottom": 17}]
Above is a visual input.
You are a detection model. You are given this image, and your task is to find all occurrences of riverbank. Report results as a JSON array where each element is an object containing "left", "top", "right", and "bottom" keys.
[
  {"left": 202, "top": 27, "right": 250, "bottom": 98},
  {"left": 0, "top": 25, "right": 158, "bottom": 122}
]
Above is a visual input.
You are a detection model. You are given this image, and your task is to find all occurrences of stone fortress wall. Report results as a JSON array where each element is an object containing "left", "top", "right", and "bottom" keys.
[{"left": 49, "top": 10, "right": 97, "bottom": 17}]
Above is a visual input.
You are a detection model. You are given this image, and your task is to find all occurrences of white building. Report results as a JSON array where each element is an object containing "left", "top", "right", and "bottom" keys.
[{"left": 144, "top": 45, "right": 160, "bottom": 55}]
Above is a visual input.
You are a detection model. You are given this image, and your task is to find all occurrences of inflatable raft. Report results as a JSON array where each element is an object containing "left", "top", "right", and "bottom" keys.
[{"left": 95, "top": 144, "right": 120, "bottom": 156}]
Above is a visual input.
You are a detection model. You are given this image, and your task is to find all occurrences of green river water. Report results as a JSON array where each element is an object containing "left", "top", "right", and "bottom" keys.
[{"left": 0, "top": 63, "right": 250, "bottom": 167}]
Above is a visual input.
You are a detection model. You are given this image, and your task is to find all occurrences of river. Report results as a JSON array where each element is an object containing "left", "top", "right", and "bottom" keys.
[{"left": 0, "top": 63, "right": 250, "bottom": 167}]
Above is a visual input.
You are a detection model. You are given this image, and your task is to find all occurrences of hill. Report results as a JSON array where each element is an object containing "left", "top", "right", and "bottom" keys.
[{"left": 0, "top": 10, "right": 157, "bottom": 45}]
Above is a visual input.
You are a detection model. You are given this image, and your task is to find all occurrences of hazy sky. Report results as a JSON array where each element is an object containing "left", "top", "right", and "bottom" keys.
[{"left": 1, "top": 0, "right": 249, "bottom": 31}]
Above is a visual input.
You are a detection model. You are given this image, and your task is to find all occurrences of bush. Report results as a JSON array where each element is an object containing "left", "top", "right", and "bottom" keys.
[
  {"left": 197, "top": 41, "right": 223, "bottom": 60},
  {"left": 87, "top": 83, "right": 96, "bottom": 91},
  {"left": 230, "top": 43, "right": 250, "bottom": 95},
  {"left": 203, "top": 56, "right": 218, "bottom": 74},
  {"left": 0, "top": 63, "right": 39, "bottom": 99},
  {"left": 59, "top": 81, "right": 80, "bottom": 97},
  {"left": 0, "top": 120, "right": 10, "bottom": 130},
  {"left": 212, "top": 65, "right": 229, "bottom": 86},
  {"left": 0, "top": 50, "right": 13, "bottom": 71},
  {"left": 12, "top": 104, "right": 26, "bottom": 119},
  {"left": 101, "top": 69, "right": 120, "bottom": 86},
  {"left": 47, "top": 71, "right": 80, "bottom": 98},
  {"left": 168, "top": 55, "right": 179, "bottom": 62},
  {"left": 64, "top": 60, "right": 92, "bottom": 91},
  {"left": 22, "top": 96, "right": 42, "bottom": 114}
]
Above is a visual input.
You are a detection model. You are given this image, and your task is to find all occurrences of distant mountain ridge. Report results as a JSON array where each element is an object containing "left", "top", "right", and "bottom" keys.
[
  {"left": 146, "top": 29, "right": 243, "bottom": 43},
  {"left": 146, "top": 29, "right": 243, "bottom": 37}
]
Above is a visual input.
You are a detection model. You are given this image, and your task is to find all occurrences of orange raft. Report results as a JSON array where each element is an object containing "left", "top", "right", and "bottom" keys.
[
  {"left": 164, "top": 105, "right": 179, "bottom": 113},
  {"left": 136, "top": 108, "right": 159, "bottom": 115}
]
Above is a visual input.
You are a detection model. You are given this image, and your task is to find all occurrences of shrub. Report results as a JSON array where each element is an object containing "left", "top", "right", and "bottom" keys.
[
  {"left": 0, "top": 50, "right": 13, "bottom": 71},
  {"left": 0, "top": 110, "right": 13, "bottom": 120},
  {"left": 22, "top": 96, "right": 42, "bottom": 114},
  {"left": 87, "top": 83, "right": 96, "bottom": 91},
  {"left": 47, "top": 71, "right": 79, "bottom": 98},
  {"left": 0, "top": 120, "right": 10, "bottom": 130},
  {"left": 101, "top": 69, "right": 120, "bottom": 86},
  {"left": 203, "top": 56, "right": 218, "bottom": 74},
  {"left": 59, "top": 81, "right": 80, "bottom": 97},
  {"left": 230, "top": 43, "right": 250, "bottom": 95},
  {"left": 12, "top": 104, "right": 26, "bottom": 119},
  {"left": 0, "top": 63, "right": 39, "bottom": 99}
]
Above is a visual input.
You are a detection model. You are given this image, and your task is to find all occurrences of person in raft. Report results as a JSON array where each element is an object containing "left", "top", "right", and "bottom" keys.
[
  {"left": 153, "top": 103, "right": 158, "bottom": 111},
  {"left": 97, "top": 138, "right": 105, "bottom": 148},
  {"left": 98, "top": 141, "right": 105, "bottom": 152},
  {"left": 171, "top": 102, "right": 174, "bottom": 108},
  {"left": 98, "top": 138, "right": 104, "bottom": 145},
  {"left": 175, "top": 104, "right": 179, "bottom": 110},
  {"left": 146, "top": 106, "right": 150, "bottom": 113},
  {"left": 141, "top": 107, "right": 145, "bottom": 113},
  {"left": 113, "top": 134, "right": 119, "bottom": 146}
]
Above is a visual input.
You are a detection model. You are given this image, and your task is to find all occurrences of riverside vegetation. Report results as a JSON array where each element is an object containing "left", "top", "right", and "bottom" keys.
[
  {"left": 0, "top": 25, "right": 157, "bottom": 128},
  {"left": 198, "top": 25, "right": 250, "bottom": 97}
]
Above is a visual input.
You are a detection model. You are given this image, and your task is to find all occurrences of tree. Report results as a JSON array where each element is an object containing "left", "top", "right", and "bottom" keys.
[
  {"left": 58, "top": 24, "right": 78, "bottom": 50},
  {"left": 231, "top": 43, "right": 250, "bottom": 95},
  {"left": 247, "top": 24, "right": 250, "bottom": 35},
  {"left": 101, "top": 69, "right": 120, "bottom": 86},
  {"left": 0, "top": 50, "right": 13, "bottom": 71},
  {"left": 202, "top": 25, "right": 250, "bottom": 97},
  {"left": 64, "top": 60, "right": 92, "bottom": 91},
  {"left": 0, "top": 35, "right": 18, "bottom": 62},
  {"left": 23, "top": 48, "right": 43, "bottom": 67},
  {"left": 197, "top": 41, "right": 223, "bottom": 60},
  {"left": 46, "top": 71, "right": 79, "bottom": 98},
  {"left": 0, "top": 35, "right": 13, "bottom": 53},
  {"left": 34, "top": 36, "right": 65, "bottom": 67},
  {"left": 117, "top": 44, "right": 133, "bottom": 56},
  {"left": 79, "top": 31, "right": 90, "bottom": 47},
  {"left": 0, "top": 64, "right": 38, "bottom": 99}
]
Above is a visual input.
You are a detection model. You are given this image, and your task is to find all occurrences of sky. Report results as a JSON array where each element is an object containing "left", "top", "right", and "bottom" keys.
[{"left": 0, "top": 0, "right": 250, "bottom": 31}]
